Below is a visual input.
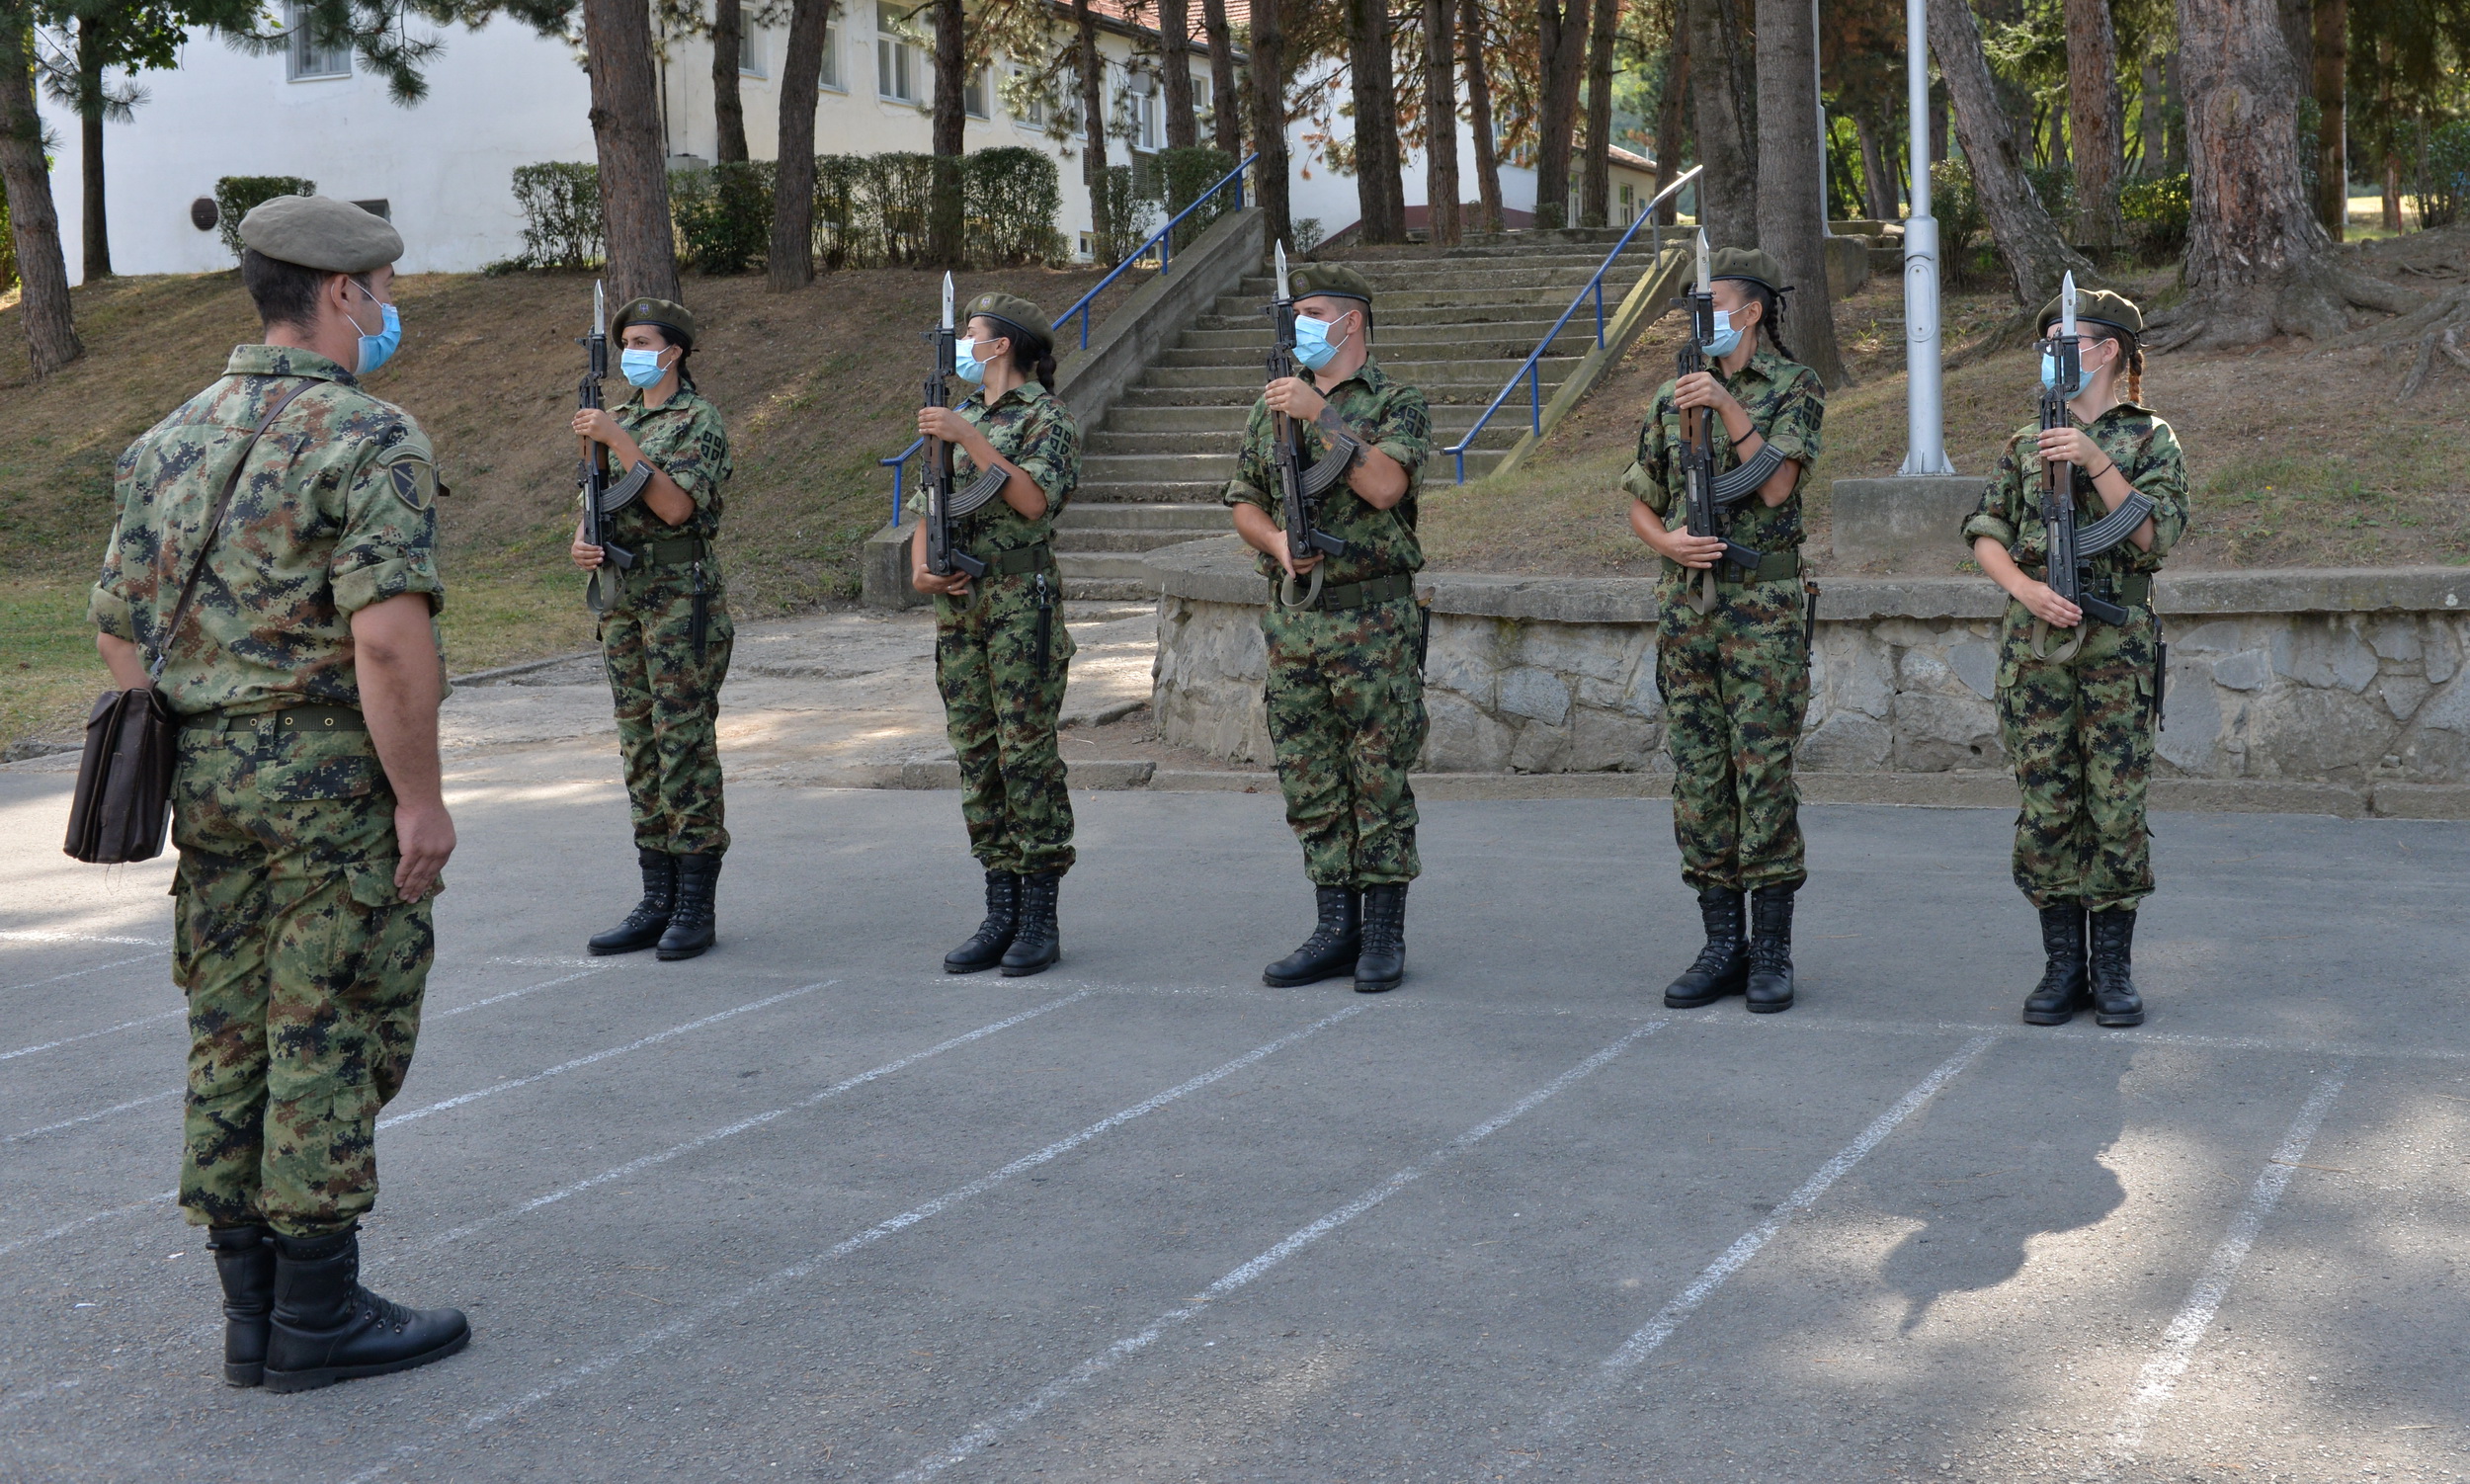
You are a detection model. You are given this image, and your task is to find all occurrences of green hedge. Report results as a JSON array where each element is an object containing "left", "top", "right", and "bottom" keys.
[
  {"left": 672, "top": 161, "right": 776, "bottom": 275},
  {"left": 963, "top": 147, "right": 1064, "bottom": 266},
  {"left": 2120, "top": 173, "right": 2191, "bottom": 260},
  {"left": 214, "top": 176, "right": 315, "bottom": 259},
  {"left": 510, "top": 162, "right": 603, "bottom": 269},
  {"left": 1157, "top": 145, "right": 1237, "bottom": 253},
  {"left": 2420, "top": 121, "right": 2470, "bottom": 231}
]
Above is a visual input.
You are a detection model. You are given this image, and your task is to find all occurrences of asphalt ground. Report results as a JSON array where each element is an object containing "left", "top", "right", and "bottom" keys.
[{"left": 0, "top": 768, "right": 2465, "bottom": 1483}]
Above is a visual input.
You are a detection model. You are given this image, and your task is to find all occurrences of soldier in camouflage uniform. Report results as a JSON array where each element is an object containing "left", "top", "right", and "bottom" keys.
[
  {"left": 573, "top": 297, "right": 735, "bottom": 962},
  {"left": 1224, "top": 262, "right": 1435, "bottom": 995},
  {"left": 911, "top": 291, "right": 1079, "bottom": 977},
  {"left": 1962, "top": 287, "right": 2186, "bottom": 1029},
  {"left": 90, "top": 195, "right": 467, "bottom": 1392},
  {"left": 1622, "top": 247, "right": 1826, "bottom": 1015}
]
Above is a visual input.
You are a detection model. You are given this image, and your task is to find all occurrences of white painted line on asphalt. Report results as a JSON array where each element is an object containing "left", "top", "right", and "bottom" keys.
[
  {"left": 889, "top": 1017, "right": 1671, "bottom": 1483},
  {"left": 4, "top": 1089, "right": 180, "bottom": 1144},
  {"left": 337, "top": 1003, "right": 1372, "bottom": 1484},
  {"left": 0, "top": 952, "right": 163, "bottom": 997},
  {"left": 1507, "top": 1032, "right": 1998, "bottom": 1469},
  {"left": 397, "top": 990, "right": 1094, "bottom": 1254},
  {"left": 376, "top": 981, "right": 831, "bottom": 1129},
  {"left": 429, "top": 966, "right": 607, "bottom": 1019},
  {"left": 0, "top": 931, "right": 167, "bottom": 948},
  {"left": 2105, "top": 1062, "right": 2352, "bottom": 1460},
  {"left": 0, "top": 1191, "right": 176, "bottom": 1262},
  {"left": 0, "top": 1009, "right": 184, "bottom": 1064},
  {"left": 484, "top": 955, "right": 606, "bottom": 969}
]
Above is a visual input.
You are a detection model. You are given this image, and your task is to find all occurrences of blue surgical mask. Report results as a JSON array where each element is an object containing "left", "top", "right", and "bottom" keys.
[
  {"left": 2039, "top": 348, "right": 2085, "bottom": 397},
  {"left": 619, "top": 347, "right": 669, "bottom": 388},
  {"left": 1702, "top": 308, "right": 1743, "bottom": 359},
  {"left": 351, "top": 292, "right": 400, "bottom": 375},
  {"left": 953, "top": 337, "right": 987, "bottom": 384},
  {"left": 1293, "top": 311, "right": 1352, "bottom": 371}
]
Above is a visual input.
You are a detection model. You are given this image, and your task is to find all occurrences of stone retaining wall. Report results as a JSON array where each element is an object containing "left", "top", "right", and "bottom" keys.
[{"left": 1147, "top": 537, "right": 2470, "bottom": 815}]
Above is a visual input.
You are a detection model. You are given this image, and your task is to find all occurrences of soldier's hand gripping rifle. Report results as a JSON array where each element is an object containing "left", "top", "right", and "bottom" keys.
[
  {"left": 1674, "top": 229, "right": 1764, "bottom": 617},
  {"left": 924, "top": 272, "right": 998, "bottom": 593},
  {"left": 578, "top": 280, "right": 639, "bottom": 615},
  {"left": 1266, "top": 242, "right": 1351, "bottom": 612},
  {"left": 2028, "top": 272, "right": 2153, "bottom": 662}
]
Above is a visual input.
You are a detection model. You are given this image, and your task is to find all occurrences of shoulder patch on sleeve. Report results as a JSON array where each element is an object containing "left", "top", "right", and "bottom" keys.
[{"left": 373, "top": 426, "right": 438, "bottom": 511}]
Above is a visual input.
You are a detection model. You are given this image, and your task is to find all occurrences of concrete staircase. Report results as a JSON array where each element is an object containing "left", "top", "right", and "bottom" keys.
[{"left": 1054, "top": 228, "right": 1673, "bottom": 599}]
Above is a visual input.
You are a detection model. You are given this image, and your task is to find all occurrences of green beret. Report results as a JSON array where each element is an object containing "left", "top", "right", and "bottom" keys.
[
  {"left": 2038, "top": 286, "right": 2144, "bottom": 338},
  {"left": 1286, "top": 262, "right": 1374, "bottom": 309},
  {"left": 614, "top": 296, "right": 698, "bottom": 350},
  {"left": 1708, "top": 246, "right": 1789, "bottom": 294},
  {"left": 965, "top": 291, "right": 1053, "bottom": 352},
  {"left": 236, "top": 195, "right": 402, "bottom": 274}
]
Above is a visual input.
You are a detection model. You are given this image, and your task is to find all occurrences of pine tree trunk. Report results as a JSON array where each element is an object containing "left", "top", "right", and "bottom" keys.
[
  {"left": 1578, "top": 0, "right": 1616, "bottom": 226},
  {"left": 1350, "top": 0, "right": 1385, "bottom": 240},
  {"left": 77, "top": 25, "right": 108, "bottom": 279},
  {"left": 1161, "top": 0, "right": 1197, "bottom": 150},
  {"left": 769, "top": 0, "right": 834, "bottom": 289},
  {"left": 1925, "top": 0, "right": 2090, "bottom": 304},
  {"left": 586, "top": 0, "right": 682, "bottom": 302},
  {"left": 1752, "top": 0, "right": 1846, "bottom": 385},
  {"left": 2138, "top": 52, "right": 2162, "bottom": 173},
  {"left": 930, "top": 0, "right": 966, "bottom": 265},
  {"left": 1855, "top": 109, "right": 1894, "bottom": 220},
  {"left": 1250, "top": 0, "right": 1292, "bottom": 250},
  {"left": 1681, "top": 0, "right": 1755, "bottom": 245},
  {"left": 0, "top": 19, "right": 80, "bottom": 372},
  {"left": 2310, "top": 0, "right": 2344, "bottom": 238},
  {"left": 711, "top": 0, "right": 749, "bottom": 163},
  {"left": 1373, "top": 0, "right": 1405, "bottom": 238},
  {"left": 1650, "top": 10, "right": 1688, "bottom": 225},
  {"left": 1424, "top": 0, "right": 1461, "bottom": 245},
  {"left": 1531, "top": 0, "right": 1590, "bottom": 230},
  {"left": 1202, "top": 0, "right": 1242, "bottom": 158},
  {"left": 1074, "top": 0, "right": 1114, "bottom": 262},
  {"left": 1462, "top": 0, "right": 1503, "bottom": 233},
  {"left": 2064, "top": 0, "right": 2124, "bottom": 249}
]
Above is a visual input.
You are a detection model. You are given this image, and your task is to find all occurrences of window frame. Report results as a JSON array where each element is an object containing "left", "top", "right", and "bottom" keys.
[
  {"left": 875, "top": 3, "right": 921, "bottom": 105},
  {"left": 818, "top": 15, "right": 844, "bottom": 91},
  {"left": 739, "top": 26, "right": 766, "bottom": 78},
  {"left": 284, "top": 0, "right": 352, "bottom": 81}
]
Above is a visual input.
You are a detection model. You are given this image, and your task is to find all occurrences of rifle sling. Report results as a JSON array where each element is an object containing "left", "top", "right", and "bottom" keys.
[{"left": 2021, "top": 566, "right": 2153, "bottom": 611}]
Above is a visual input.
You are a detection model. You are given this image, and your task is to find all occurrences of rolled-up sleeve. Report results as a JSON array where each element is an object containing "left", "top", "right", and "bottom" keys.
[
  {"left": 1961, "top": 433, "right": 2029, "bottom": 548},
  {"left": 1368, "top": 386, "right": 1432, "bottom": 476},
  {"left": 1623, "top": 393, "right": 1676, "bottom": 516},
  {"left": 330, "top": 448, "right": 445, "bottom": 617},
  {"left": 1223, "top": 400, "right": 1276, "bottom": 515},
  {"left": 1759, "top": 369, "right": 1826, "bottom": 468},
  {"left": 2132, "top": 420, "right": 2190, "bottom": 560}
]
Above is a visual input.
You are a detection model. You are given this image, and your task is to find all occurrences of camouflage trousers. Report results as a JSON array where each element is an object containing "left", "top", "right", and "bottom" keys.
[
  {"left": 937, "top": 572, "right": 1077, "bottom": 876},
  {"left": 1995, "top": 599, "right": 2159, "bottom": 913},
  {"left": 1262, "top": 594, "right": 1427, "bottom": 886},
  {"left": 1657, "top": 577, "right": 1810, "bottom": 893},
  {"left": 605, "top": 580, "right": 734, "bottom": 857},
  {"left": 170, "top": 719, "right": 435, "bottom": 1238}
]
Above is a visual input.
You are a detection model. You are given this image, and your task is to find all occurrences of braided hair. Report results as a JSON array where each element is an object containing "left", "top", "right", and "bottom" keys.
[
  {"left": 986, "top": 317, "right": 1058, "bottom": 393},
  {"left": 2097, "top": 327, "right": 2145, "bottom": 406},
  {"left": 1740, "top": 283, "right": 1797, "bottom": 365}
]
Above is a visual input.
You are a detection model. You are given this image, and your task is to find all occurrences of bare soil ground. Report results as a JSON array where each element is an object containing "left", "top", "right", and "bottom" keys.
[
  {"left": 1424, "top": 235, "right": 2470, "bottom": 577},
  {"left": 0, "top": 261, "right": 1138, "bottom": 752}
]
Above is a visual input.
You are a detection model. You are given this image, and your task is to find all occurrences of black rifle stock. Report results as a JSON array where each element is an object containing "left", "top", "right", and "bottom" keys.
[
  {"left": 578, "top": 303, "right": 634, "bottom": 616},
  {"left": 923, "top": 319, "right": 988, "bottom": 587},
  {"left": 1673, "top": 286, "right": 1762, "bottom": 615},
  {"left": 1267, "top": 291, "right": 1345, "bottom": 610},
  {"left": 2030, "top": 333, "right": 2128, "bottom": 660}
]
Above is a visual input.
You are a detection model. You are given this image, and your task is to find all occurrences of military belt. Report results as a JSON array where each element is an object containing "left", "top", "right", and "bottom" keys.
[
  {"left": 185, "top": 704, "right": 367, "bottom": 734},
  {"left": 1718, "top": 550, "right": 1803, "bottom": 585},
  {"left": 637, "top": 536, "right": 712, "bottom": 567},
  {"left": 1276, "top": 571, "right": 1417, "bottom": 612},
  {"left": 979, "top": 543, "right": 1055, "bottom": 577},
  {"left": 2022, "top": 567, "right": 2152, "bottom": 610}
]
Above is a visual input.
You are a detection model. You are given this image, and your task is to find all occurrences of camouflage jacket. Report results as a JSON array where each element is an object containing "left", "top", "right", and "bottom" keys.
[
  {"left": 1962, "top": 400, "right": 2188, "bottom": 577},
  {"left": 1223, "top": 357, "right": 1434, "bottom": 588},
  {"left": 1622, "top": 346, "right": 1826, "bottom": 601},
  {"left": 90, "top": 345, "right": 445, "bottom": 718},
  {"left": 904, "top": 379, "right": 1080, "bottom": 561},
  {"left": 606, "top": 386, "right": 731, "bottom": 547}
]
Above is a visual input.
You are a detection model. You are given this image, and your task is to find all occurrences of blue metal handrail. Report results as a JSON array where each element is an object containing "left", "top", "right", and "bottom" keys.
[
  {"left": 1441, "top": 165, "right": 1703, "bottom": 484},
  {"left": 883, "top": 150, "right": 1262, "bottom": 524}
]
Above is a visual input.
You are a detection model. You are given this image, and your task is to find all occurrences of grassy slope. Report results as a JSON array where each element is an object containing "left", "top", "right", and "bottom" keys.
[
  {"left": 1425, "top": 257, "right": 2470, "bottom": 577},
  {"left": 0, "top": 262, "right": 1128, "bottom": 751}
]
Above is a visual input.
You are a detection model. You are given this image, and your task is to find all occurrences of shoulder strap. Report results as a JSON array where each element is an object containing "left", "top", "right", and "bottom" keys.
[{"left": 147, "top": 377, "right": 321, "bottom": 682}]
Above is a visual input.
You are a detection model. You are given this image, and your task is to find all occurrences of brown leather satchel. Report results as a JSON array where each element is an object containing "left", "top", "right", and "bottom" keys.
[{"left": 64, "top": 379, "right": 316, "bottom": 864}]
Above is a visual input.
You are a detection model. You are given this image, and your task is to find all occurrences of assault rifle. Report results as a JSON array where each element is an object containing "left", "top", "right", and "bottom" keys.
[
  {"left": 1674, "top": 228, "right": 1762, "bottom": 616},
  {"left": 1266, "top": 241, "right": 1349, "bottom": 611},
  {"left": 923, "top": 272, "right": 991, "bottom": 589},
  {"left": 578, "top": 280, "right": 635, "bottom": 615},
  {"left": 2029, "top": 271, "right": 2145, "bottom": 661}
]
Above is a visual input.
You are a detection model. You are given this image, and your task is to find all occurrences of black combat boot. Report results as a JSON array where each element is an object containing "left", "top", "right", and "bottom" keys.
[
  {"left": 587, "top": 849, "right": 675, "bottom": 956},
  {"left": 1744, "top": 884, "right": 1796, "bottom": 1014},
  {"left": 2089, "top": 907, "right": 2147, "bottom": 1028},
  {"left": 206, "top": 1223, "right": 275, "bottom": 1387},
  {"left": 1354, "top": 883, "right": 1408, "bottom": 994},
  {"left": 1263, "top": 885, "right": 1361, "bottom": 988},
  {"left": 946, "top": 871, "right": 1021, "bottom": 974},
  {"left": 2021, "top": 902, "right": 2092, "bottom": 1026},
  {"left": 656, "top": 854, "right": 721, "bottom": 960},
  {"left": 261, "top": 1225, "right": 468, "bottom": 1394},
  {"left": 1663, "top": 888, "right": 1749, "bottom": 1009},
  {"left": 999, "top": 871, "right": 1062, "bottom": 977}
]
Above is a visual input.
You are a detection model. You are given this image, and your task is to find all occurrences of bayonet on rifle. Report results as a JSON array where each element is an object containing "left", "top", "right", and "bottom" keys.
[
  {"left": 2028, "top": 271, "right": 2130, "bottom": 661},
  {"left": 578, "top": 278, "right": 634, "bottom": 615},
  {"left": 1673, "top": 227, "right": 1763, "bottom": 616},
  {"left": 924, "top": 271, "right": 989, "bottom": 589},
  {"left": 1266, "top": 241, "right": 1348, "bottom": 611}
]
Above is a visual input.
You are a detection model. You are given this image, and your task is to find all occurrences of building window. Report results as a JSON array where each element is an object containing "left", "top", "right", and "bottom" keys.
[
  {"left": 819, "top": 16, "right": 842, "bottom": 90},
  {"left": 739, "top": 27, "right": 765, "bottom": 78},
  {"left": 285, "top": 1, "right": 351, "bottom": 81},
  {"left": 876, "top": 4, "right": 919, "bottom": 105},
  {"left": 1618, "top": 182, "right": 1636, "bottom": 223},
  {"left": 1012, "top": 68, "right": 1044, "bottom": 125},
  {"left": 962, "top": 65, "right": 989, "bottom": 120}
]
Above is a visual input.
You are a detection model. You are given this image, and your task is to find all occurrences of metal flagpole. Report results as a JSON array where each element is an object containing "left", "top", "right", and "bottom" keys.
[{"left": 1900, "top": 0, "right": 1954, "bottom": 474}]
